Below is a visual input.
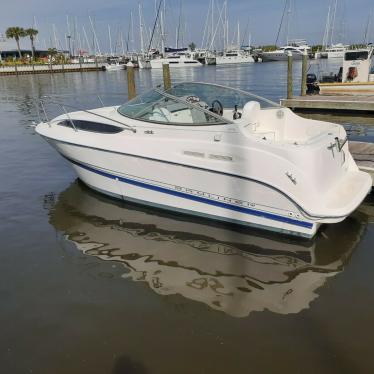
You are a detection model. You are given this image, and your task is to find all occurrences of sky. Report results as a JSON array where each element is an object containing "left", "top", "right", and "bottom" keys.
[{"left": 0, "top": 0, "right": 373, "bottom": 53}]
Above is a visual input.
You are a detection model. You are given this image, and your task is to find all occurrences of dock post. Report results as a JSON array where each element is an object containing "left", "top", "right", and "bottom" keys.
[
  {"left": 287, "top": 52, "right": 293, "bottom": 99},
  {"left": 126, "top": 62, "right": 136, "bottom": 100},
  {"left": 162, "top": 62, "right": 171, "bottom": 90},
  {"left": 301, "top": 51, "right": 308, "bottom": 96}
]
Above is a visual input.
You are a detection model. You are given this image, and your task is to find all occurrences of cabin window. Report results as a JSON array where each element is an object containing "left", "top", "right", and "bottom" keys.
[
  {"left": 345, "top": 51, "right": 369, "bottom": 61},
  {"left": 58, "top": 120, "right": 124, "bottom": 134}
]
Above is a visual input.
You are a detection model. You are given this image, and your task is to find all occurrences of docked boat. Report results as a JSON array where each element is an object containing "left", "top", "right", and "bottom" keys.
[
  {"left": 35, "top": 82, "right": 371, "bottom": 238},
  {"left": 261, "top": 43, "right": 311, "bottom": 62},
  {"left": 104, "top": 62, "right": 126, "bottom": 71},
  {"left": 139, "top": 50, "right": 203, "bottom": 69},
  {"left": 319, "top": 46, "right": 374, "bottom": 94},
  {"left": 216, "top": 49, "right": 255, "bottom": 65}
]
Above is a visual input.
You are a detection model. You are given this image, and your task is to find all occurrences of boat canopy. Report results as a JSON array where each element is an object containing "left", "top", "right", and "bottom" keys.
[{"left": 118, "top": 82, "right": 278, "bottom": 126}]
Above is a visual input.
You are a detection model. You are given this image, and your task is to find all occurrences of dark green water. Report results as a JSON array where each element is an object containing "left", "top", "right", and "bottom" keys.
[{"left": 1, "top": 64, "right": 374, "bottom": 374}]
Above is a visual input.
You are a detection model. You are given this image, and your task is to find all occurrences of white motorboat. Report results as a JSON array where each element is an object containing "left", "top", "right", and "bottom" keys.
[
  {"left": 149, "top": 52, "right": 203, "bottom": 69},
  {"left": 325, "top": 43, "right": 349, "bottom": 59},
  {"left": 319, "top": 47, "right": 374, "bottom": 94},
  {"left": 261, "top": 42, "right": 311, "bottom": 62},
  {"left": 35, "top": 82, "right": 371, "bottom": 238},
  {"left": 216, "top": 49, "right": 255, "bottom": 65},
  {"left": 104, "top": 62, "right": 126, "bottom": 71}
]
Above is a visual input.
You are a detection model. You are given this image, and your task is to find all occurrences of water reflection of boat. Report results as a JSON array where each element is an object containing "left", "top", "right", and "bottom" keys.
[{"left": 48, "top": 181, "right": 368, "bottom": 318}]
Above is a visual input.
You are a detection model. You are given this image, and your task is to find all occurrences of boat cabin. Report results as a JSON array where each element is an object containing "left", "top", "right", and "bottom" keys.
[{"left": 342, "top": 47, "right": 374, "bottom": 83}]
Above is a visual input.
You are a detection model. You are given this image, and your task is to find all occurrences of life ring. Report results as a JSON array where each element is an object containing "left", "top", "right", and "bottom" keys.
[{"left": 347, "top": 66, "right": 358, "bottom": 81}]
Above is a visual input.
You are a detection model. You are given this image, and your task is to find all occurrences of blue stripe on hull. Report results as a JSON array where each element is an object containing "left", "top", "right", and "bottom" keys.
[{"left": 68, "top": 157, "right": 314, "bottom": 230}]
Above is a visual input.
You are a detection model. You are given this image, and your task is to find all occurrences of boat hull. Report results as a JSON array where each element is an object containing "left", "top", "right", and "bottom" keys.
[
  {"left": 215, "top": 55, "right": 255, "bottom": 64},
  {"left": 261, "top": 53, "right": 303, "bottom": 62},
  {"left": 47, "top": 139, "right": 321, "bottom": 238}
]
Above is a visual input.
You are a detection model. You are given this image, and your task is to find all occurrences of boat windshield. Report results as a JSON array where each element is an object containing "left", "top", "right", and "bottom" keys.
[{"left": 118, "top": 82, "right": 278, "bottom": 125}]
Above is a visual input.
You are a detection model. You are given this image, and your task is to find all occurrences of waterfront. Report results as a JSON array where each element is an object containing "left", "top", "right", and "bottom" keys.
[{"left": 1, "top": 63, "right": 374, "bottom": 374}]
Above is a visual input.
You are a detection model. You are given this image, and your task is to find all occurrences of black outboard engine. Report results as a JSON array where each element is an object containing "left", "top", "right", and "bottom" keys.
[{"left": 306, "top": 73, "right": 320, "bottom": 94}]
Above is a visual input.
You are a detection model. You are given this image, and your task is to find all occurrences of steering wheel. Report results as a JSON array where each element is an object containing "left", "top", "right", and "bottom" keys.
[{"left": 211, "top": 100, "right": 223, "bottom": 116}]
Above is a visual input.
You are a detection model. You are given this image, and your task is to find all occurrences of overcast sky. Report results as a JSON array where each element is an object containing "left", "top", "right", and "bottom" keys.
[{"left": 0, "top": 0, "right": 373, "bottom": 52}]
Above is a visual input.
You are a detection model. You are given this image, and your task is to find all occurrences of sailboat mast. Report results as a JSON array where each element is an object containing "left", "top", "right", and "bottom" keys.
[
  {"left": 138, "top": 2, "right": 145, "bottom": 53},
  {"left": 108, "top": 25, "right": 113, "bottom": 55}
]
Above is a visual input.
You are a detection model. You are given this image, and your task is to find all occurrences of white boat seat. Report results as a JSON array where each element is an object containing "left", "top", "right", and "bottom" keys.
[
  {"left": 149, "top": 107, "right": 172, "bottom": 122},
  {"left": 241, "top": 101, "right": 261, "bottom": 128}
]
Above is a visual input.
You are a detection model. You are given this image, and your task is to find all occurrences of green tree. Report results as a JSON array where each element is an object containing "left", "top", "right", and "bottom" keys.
[
  {"left": 25, "top": 28, "right": 38, "bottom": 61},
  {"left": 5, "top": 27, "right": 26, "bottom": 59},
  {"left": 188, "top": 42, "right": 196, "bottom": 51}
]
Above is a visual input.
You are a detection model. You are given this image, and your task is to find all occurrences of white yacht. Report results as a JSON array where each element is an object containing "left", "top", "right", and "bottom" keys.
[
  {"left": 325, "top": 43, "right": 349, "bottom": 59},
  {"left": 216, "top": 49, "right": 255, "bottom": 65},
  {"left": 139, "top": 51, "right": 202, "bottom": 69},
  {"left": 261, "top": 43, "right": 311, "bottom": 62},
  {"left": 104, "top": 61, "right": 126, "bottom": 71},
  {"left": 35, "top": 82, "right": 371, "bottom": 238}
]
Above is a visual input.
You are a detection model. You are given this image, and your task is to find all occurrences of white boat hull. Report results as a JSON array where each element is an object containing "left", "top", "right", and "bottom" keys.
[
  {"left": 47, "top": 139, "right": 321, "bottom": 237},
  {"left": 150, "top": 58, "right": 203, "bottom": 69},
  {"left": 215, "top": 55, "right": 255, "bottom": 64},
  {"left": 261, "top": 52, "right": 303, "bottom": 62}
]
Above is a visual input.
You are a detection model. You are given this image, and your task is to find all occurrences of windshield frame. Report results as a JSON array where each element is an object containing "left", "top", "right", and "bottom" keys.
[{"left": 117, "top": 81, "right": 279, "bottom": 126}]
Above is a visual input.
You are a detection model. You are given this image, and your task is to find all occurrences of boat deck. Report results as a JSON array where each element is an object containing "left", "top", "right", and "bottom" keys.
[{"left": 281, "top": 95, "right": 374, "bottom": 113}]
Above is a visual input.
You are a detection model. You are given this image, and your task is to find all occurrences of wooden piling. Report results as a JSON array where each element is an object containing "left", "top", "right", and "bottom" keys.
[
  {"left": 301, "top": 51, "right": 308, "bottom": 96},
  {"left": 287, "top": 52, "right": 293, "bottom": 99},
  {"left": 162, "top": 62, "right": 171, "bottom": 90},
  {"left": 127, "top": 62, "right": 136, "bottom": 100}
]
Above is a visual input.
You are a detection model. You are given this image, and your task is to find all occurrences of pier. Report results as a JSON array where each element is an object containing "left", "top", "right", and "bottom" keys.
[
  {"left": 281, "top": 95, "right": 374, "bottom": 114},
  {"left": 0, "top": 62, "right": 106, "bottom": 76}
]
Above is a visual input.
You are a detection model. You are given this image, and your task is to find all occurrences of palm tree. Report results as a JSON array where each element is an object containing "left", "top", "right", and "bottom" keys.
[
  {"left": 5, "top": 27, "right": 26, "bottom": 59},
  {"left": 25, "top": 28, "right": 38, "bottom": 61}
]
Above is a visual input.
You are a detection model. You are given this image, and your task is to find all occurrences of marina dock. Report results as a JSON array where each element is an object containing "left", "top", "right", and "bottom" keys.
[
  {"left": 281, "top": 95, "right": 374, "bottom": 113},
  {"left": 0, "top": 63, "right": 106, "bottom": 76}
]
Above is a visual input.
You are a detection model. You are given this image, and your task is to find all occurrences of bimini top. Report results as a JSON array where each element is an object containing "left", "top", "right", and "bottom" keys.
[{"left": 118, "top": 82, "right": 279, "bottom": 126}]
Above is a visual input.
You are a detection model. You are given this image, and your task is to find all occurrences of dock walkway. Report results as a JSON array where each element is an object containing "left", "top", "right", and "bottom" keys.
[
  {"left": 281, "top": 95, "right": 374, "bottom": 113},
  {"left": 0, "top": 63, "right": 106, "bottom": 76}
]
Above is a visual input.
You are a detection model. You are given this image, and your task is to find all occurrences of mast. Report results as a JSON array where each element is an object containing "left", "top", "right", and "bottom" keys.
[
  {"left": 285, "top": 0, "right": 292, "bottom": 45},
  {"left": 237, "top": 22, "right": 240, "bottom": 48},
  {"left": 322, "top": 4, "right": 331, "bottom": 50},
  {"left": 108, "top": 25, "right": 113, "bottom": 55},
  {"left": 364, "top": 9, "right": 372, "bottom": 45},
  {"left": 138, "top": 2, "right": 145, "bottom": 53},
  {"left": 330, "top": 0, "right": 338, "bottom": 46},
  {"left": 89, "top": 15, "right": 101, "bottom": 55}
]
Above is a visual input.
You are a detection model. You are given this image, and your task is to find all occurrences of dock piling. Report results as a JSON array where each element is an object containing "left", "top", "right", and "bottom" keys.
[
  {"left": 301, "top": 51, "right": 308, "bottom": 96},
  {"left": 287, "top": 52, "right": 293, "bottom": 99},
  {"left": 162, "top": 62, "right": 171, "bottom": 90},
  {"left": 126, "top": 62, "right": 136, "bottom": 100}
]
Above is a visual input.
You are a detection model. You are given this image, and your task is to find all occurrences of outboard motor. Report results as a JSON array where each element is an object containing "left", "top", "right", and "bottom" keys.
[{"left": 306, "top": 73, "right": 320, "bottom": 94}]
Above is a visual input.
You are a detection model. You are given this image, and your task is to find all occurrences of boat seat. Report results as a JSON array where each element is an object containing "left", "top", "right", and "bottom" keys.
[
  {"left": 149, "top": 107, "right": 173, "bottom": 122},
  {"left": 241, "top": 101, "right": 261, "bottom": 130}
]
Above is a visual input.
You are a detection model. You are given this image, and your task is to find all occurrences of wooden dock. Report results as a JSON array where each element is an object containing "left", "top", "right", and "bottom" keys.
[
  {"left": 350, "top": 141, "right": 374, "bottom": 186},
  {"left": 281, "top": 94, "right": 374, "bottom": 113},
  {"left": 0, "top": 63, "right": 106, "bottom": 76}
]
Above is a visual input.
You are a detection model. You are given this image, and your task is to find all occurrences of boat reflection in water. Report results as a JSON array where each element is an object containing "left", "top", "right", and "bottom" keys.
[{"left": 48, "top": 181, "right": 369, "bottom": 318}]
